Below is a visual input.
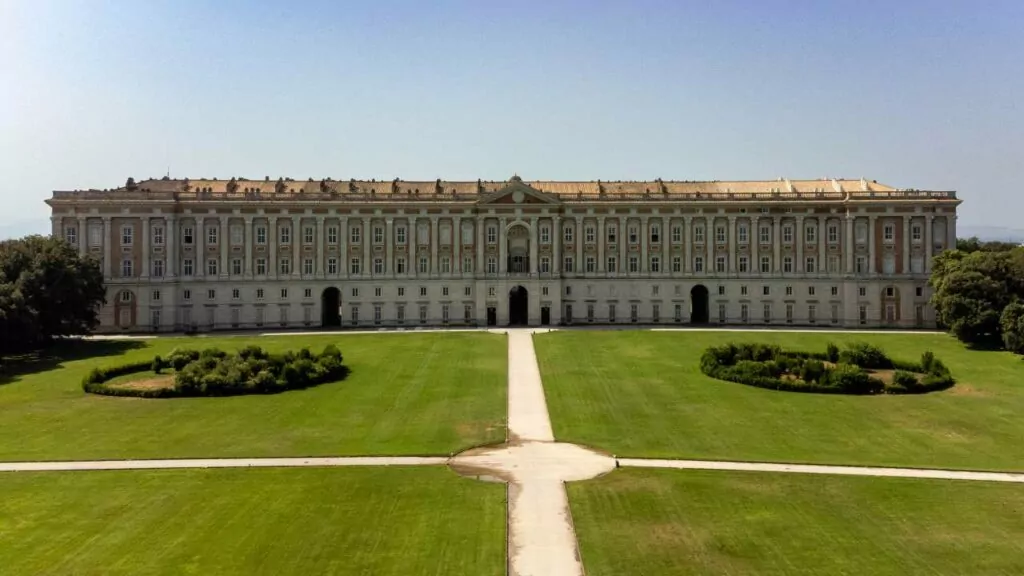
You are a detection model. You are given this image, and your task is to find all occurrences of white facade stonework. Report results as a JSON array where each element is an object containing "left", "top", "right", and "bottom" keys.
[{"left": 46, "top": 175, "right": 960, "bottom": 332}]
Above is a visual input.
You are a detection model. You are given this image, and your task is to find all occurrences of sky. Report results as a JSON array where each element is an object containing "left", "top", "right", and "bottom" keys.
[{"left": 1, "top": 0, "right": 1021, "bottom": 238}]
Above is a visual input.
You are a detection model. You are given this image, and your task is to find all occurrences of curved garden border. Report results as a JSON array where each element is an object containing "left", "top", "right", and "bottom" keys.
[
  {"left": 700, "top": 342, "right": 955, "bottom": 395},
  {"left": 83, "top": 345, "right": 349, "bottom": 398}
]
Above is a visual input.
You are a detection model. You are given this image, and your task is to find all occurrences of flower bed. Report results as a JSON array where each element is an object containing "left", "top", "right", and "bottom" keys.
[
  {"left": 699, "top": 342, "right": 955, "bottom": 395},
  {"left": 82, "top": 345, "right": 348, "bottom": 398}
]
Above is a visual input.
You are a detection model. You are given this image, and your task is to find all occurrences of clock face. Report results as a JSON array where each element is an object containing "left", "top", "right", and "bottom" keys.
[{"left": 512, "top": 190, "right": 525, "bottom": 204}]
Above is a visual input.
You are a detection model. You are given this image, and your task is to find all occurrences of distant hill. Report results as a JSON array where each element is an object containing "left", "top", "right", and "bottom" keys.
[
  {"left": 958, "top": 226, "right": 1024, "bottom": 244},
  {"left": 0, "top": 220, "right": 50, "bottom": 241}
]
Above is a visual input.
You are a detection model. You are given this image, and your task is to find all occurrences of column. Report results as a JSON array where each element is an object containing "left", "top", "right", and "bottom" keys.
[
  {"left": 529, "top": 218, "right": 538, "bottom": 275},
  {"left": 640, "top": 216, "right": 649, "bottom": 274},
  {"left": 476, "top": 217, "right": 485, "bottom": 276},
  {"left": 166, "top": 216, "right": 176, "bottom": 277},
  {"left": 430, "top": 217, "right": 439, "bottom": 276},
  {"left": 362, "top": 217, "right": 371, "bottom": 278},
  {"left": 575, "top": 216, "right": 584, "bottom": 276},
  {"left": 818, "top": 216, "right": 827, "bottom": 274},
  {"left": 293, "top": 215, "right": 302, "bottom": 277},
  {"left": 268, "top": 216, "right": 277, "bottom": 278},
  {"left": 845, "top": 215, "right": 854, "bottom": 274},
  {"left": 925, "top": 215, "right": 934, "bottom": 272},
  {"left": 339, "top": 216, "right": 348, "bottom": 279},
  {"left": 683, "top": 216, "right": 693, "bottom": 273},
  {"left": 661, "top": 218, "right": 669, "bottom": 276},
  {"left": 868, "top": 216, "right": 877, "bottom": 275},
  {"left": 453, "top": 216, "right": 462, "bottom": 275},
  {"left": 772, "top": 217, "right": 781, "bottom": 274},
  {"left": 499, "top": 217, "right": 508, "bottom": 274},
  {"left": 728, "top": 216, "right": 737, "bottom": 274},
  {"left": 902, "top": 215, "right": 910, "bottom": 275},
  {"left": 243, "top": 217, "right": 253, "bottom": 278},
  {"left": 410, "top": 217, "right": 418, "bottom": 277},
  {"left": 551, "top": 216, "right": 560, "bottom": 274},
  {"left": 195, "top": 217, "right": 205, "bottom": 276},
  {"left": 102, "top": 217, "right": 112, "bottom": 278},
  {"left": 77, "top": 216, "right": 87, "bottom": 256},
  {"left": 704, "top": 217, "right": 712, "bottom": 276},
  {"left": 141, "top": 217, "right": 151, "bottom": 278},
  {"left": 385, "top": 217, "right": 394, "bottom": 277},
  {"left": 597, "top": 216, "right": 606, "bottom": 273},
  {"left": 795, "top": 216, "right": 805, "bottom": 273},
  {"left": 316, "top": 215, "right": 326, "bottom": 278},
  {"left": 220, "top": 215, "right": 230, "bottom": 277},
  {"left": 618, "top": 216, "right": 627, "bottom": 274},
  {"left": 750, "top": 217, "right": 759, "bottom": 275}
]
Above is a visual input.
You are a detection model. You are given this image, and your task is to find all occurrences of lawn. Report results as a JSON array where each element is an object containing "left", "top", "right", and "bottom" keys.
[
  {"left": 0, "top": 466, "right": 505, "bottom": 576},
  {"left": 535, "top": 330, "right": 1024, "bottom": 470},
  {"left": 0, "top": 332, "right": 506, "bottom": 460},
  {"left": 569, "top": 468, "right": 1024, "bottom": 576}
]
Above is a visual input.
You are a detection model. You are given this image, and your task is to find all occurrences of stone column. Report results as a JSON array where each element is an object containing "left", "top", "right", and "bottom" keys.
[
  {"left": 818, "top": 216, "right": 827, "bottom": 274},
  {"left": 704, "top": 217, "right": 712, "bottom": 276},
  {"left": 166, "top": 216, "right": 176, "bottom": 277},
  {"left": 902, "top": 215, "right": 910, "bottom": 274},
  {"left": 100, "top": 217, "right": 111, "bottom": 279},
  {"left": 385, "top": 217, "right": 394, "bottom": 277},
  {"left": 77, "top": 216, "right": 87, "bottom": 256},
  {"left": 575, "top": 216, "right": 584, "bottom": 275},
  {"left": 795, "top": 215, "right": 805, "bottom": 274},
  {"left": 728, "top": 216, "right": 737, "bottom": 274},
  {"left": 529, "top": 218, "right": 539, "bottom": 275},
  {"left": 220, "top": 215, "right": 230, "bottom": 278},
  {"left": 772, "top": 216, "right": 781, "bottom": 274},
  {"left": 244, "top": 216, "right": 253, "bottom": 278},
  {"left": 551, "top": 216, "right": 560, "bottom": 274},
  {"left": 641, "top": 216, "right": 649, "bottom": 274},
  {"left": 196, "top": 216, "right": 205, "bottom": 277},
  {"left": 868, "top": 215, "right": 877, "bottom": 275},
  {"left": 661, "top": 217, "right": 669, "bottom": 276},
  {"left": 430, "top": 217, "right": 439, "bottom": 276},
  {"left": 619, "top": 216, "right": 627, "bottom": 274},
  {"left": 141, "top": 217, "right": 150, "bottom": 278},
  {"left": 268, "top": 216, "right": 277, "bottom": 279},
  {"left": 925, "top": 215, "right": 934, "bottom": 272},
  {"left": 362, "top": 217, "right": 371, "bottom": 278},
  {"left": 684, "top": 216, "right": 693, "bottom": 273},
  {"left": 750, "top": 216, "right": 759, "bottom": 275},
  {"left": 845, "top": 214, "right": 854, "bottom": 274},
  {"left": 316, "top": 215, "right": 326, "bottom": 278},
  {"left": 476, "top": 217, "right": 485, "bottom": 275},
  {"left": 598, "top": 216, "right": 606, "bottom": 273},
  {"left": 293, "top": 215, "right": 302, "bottom": 277},
  {"left": 499, "top": 217, "right": 508, "bottom": 274},
  {"left": 339, "top": 216, "right": 348, "bottom": 279},
  {"left": 410, "top": 216, "right": 418, "bottom": 277},
  {"left": 453, "top": 216, "right": 462, "bottom": 275}
]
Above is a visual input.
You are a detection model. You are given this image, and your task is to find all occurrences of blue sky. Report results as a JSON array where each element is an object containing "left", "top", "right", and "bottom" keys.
[{"left": 2, "top": 0, "right": 1021, "bottom": 237}]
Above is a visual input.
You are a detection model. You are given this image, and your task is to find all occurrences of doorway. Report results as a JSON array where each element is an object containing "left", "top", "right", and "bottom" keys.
[
  {"left": 690, "top": 285, "right": 709, "bottom": 324},
  {"left": 509, "top": 286, "right": 529, "bottom": 326},
  {"left": 486, "top": 307, "right": 497, "bottom": 326},
  {"left": 321, "top": 287, "right": 341, "bottom": 327},
  {"left": 541, "top": 306, "right": 550, "bottom": 326}
]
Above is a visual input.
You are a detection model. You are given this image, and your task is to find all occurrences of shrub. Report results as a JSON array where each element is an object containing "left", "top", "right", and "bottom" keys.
[
  {"left": 167, "top": 348, "right": 200, "bottom": 371},
  {"left": 890, "top": 370, "right": 920, "bottom": 392},
  {"left": 920, "top": 351, "right": 936, "bottom": 373},
  {"left": 826, "top": 342, "right": 840, "bottom": 363},
  {"left": 822, "top": 363, "right": 883, "bottom": 394},
  {"left": 838, "top": 342, "right": 892, "bottom": 369},
  {"left": 800, "top": 359, "right": 826, "bottom": 383},
  {"left": 151, "top": 355, "right": 165, "bottom": 374}
]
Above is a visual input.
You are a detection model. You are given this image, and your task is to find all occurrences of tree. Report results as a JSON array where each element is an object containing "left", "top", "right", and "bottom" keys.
[
  {"left": 0, "top": 235, "right": 106, "bottom": 353},
  {"left": 930, "top": 245, "right": 1024, "bottom": 347},
  {"left": 1000, "top": 301, "right": 1024, "bottom": 354},
  {"left": 957, "top": 236, "right": 1021, "bottom": 254}
]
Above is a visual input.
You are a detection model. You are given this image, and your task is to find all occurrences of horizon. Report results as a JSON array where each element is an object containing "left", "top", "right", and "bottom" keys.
[{"left": 3, "top": 0, "right": 1022, "bottom": 238}]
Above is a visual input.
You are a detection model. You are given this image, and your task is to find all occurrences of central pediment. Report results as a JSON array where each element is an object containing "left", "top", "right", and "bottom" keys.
[{"left": 478, "top": 176, "right": 561, "bottom": 205}]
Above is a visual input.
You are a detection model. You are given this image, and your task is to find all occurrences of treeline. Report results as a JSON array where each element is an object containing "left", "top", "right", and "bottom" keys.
[{"left": 930, "top": 237, "right": 1024, "bottom": 352}]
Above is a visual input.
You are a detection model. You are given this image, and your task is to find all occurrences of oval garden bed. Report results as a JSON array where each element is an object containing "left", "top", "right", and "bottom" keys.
[
  {"left": 83, "top": 345, "right": 348, "bottom": 398},
  {"left": 700, "top": 342, "right": 955, "bottom": 395}
]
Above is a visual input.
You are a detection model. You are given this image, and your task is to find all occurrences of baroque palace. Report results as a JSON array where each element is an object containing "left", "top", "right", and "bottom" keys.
[{"left": 46, "top": 175, "right": 960, "bottom": 332}]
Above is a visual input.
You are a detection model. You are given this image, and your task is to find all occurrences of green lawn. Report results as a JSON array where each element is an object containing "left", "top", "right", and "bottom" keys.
[
  {"left": 0, "top": 466, "right": 505, "bottom": 576},
  {"left": 536, "top": 330, "right": 1024, "bottom": 470},
  {"left": 0, "top": 332, "right": 506, "bottom": 460},
  {"left": 569, "top": 468, "right": 1024, "bottom": 576}
]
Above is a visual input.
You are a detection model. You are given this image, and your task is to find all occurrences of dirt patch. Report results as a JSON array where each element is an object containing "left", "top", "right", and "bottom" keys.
[
  {"left": 106, "top": 375, "right": 175, "bottom": 391},
  {"left": 946, "top": 383, "right": 985, "bottom": 396}
]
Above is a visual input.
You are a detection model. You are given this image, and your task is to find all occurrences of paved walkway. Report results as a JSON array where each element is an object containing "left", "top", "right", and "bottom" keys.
[
  {"left": 0, "top": 456, "right": 446, "bottom": 473},
  {"left": 620, "top": 458, "right": 1024, "bottom": 483}
]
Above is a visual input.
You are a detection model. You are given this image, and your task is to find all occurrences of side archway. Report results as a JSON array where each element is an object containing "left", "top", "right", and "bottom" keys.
[
  {"left": 509, "top": 285, "right": 529, "bottom": 326},
  {"left": 690, "top": 285, "right": 709, "bottom": 324},
  {"left": 321, "top": 287, "right": 341, "bottom": 327}
]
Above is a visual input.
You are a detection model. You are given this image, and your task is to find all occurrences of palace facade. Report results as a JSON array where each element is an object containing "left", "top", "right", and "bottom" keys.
[{"left": 46, "top": 175, "right": 960, "bottom": 332}]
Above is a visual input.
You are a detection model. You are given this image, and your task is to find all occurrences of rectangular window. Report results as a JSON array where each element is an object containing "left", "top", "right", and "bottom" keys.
[
  {"left": 671, "top": 226, "right": 682, "bottom": 243},
  {"left": 350, "top": 306, "right": 359, "bottom": 326},
  {"left": 419, "top": 305, "right": 428, "bottom": 324},
  {"left": 121, "top": 226, "right": 133, "bottom": 246},
  {"left": 828, "top": 255, "right": 840, "bottom": 273},
  {"left": 152, "top": 226, "right": 164, "bottom": 246},
  {"left": 279, "top": 258, "right": 290, "bottom": 275},
  {"left": 607, "top": 226, "right": 617, "bottom": 243},
  {"left": 831, "top": 286, "right": 839, "bottom": 296},
  {"left": 540, "top": 226, "right": 550, "bottom": 244},
  {"left": 859, "top": 305, "right": 868, "bottom": 325},
  {"left": 859, "top": 286, "right": 867, "bottom": 297},
  {"left": 585, "top": 256, "right": 595, "bottom": 273},
  {"left": 464, "top": 304, "right": 473, "bottom": 323},
  {"left": 739, "top": 256, "right": 749, "bottom": 273},
  {"left": 763, "top": 285, "right": 771, "bottom": 296},
  {"left": 783, "top": 226, "right": 793, "bottom": 243},
  {"left": 628, "top": 227, "right": 638, "bottom": 243},
  {"left": 741, "top": 303, "right": 749, "bottom": 323},
  {"left": 564, "top": 256, "right": 574, "bottom": 273},
  {"left": 832, "top": 304, "right": 840, "bottom": 324},
  {"left": 609, "top": 304, "right": 617, "bottom": 322},
  {"left": 442, "top": 304, "right": 450, "bottom": 324},
  {"left": 350, "top": 258, "right": 361, "bottom": 275},
  {"left": 738, "top": 226, "right": 748, "bottom": 244},
  {"left": 183, "top": 289, "right": 191, "bottom": 301},
  {"left": 256, "top": 258, "right": 267, "bottom": 275},
  {"left": 715, "top": 256, "right": 726, "bottom": 273},
  {"left": 396, "top": 226, "right": 406, "bottom": 245},
  {"left": 64, "top": 226, "right": 77, "bottom": 245},
  {"left": 327, "top": 226, "right": 338, "bottom": 244},
  {"left": 740, "top": 285, "right": 748, "bottom": 296},
  {"left": 805, "top": 257, "right": 816, "bottom": 273},
  {"left": 441, "top": 257, "right": 451, "bottom": 274},
  {"left": 463, "top": 256, "right": 473, "bottom": 273},
  {"left": 396, "top": 304, "right": 405, "bottom": 323},
  {"left": 280, "top": 226, "right": 291, "bottom": 244},
  {"left": 912, "top": 225, "right": 922, "bottom": 242},
  {"left": 583, "top": 226, "right": 592, "bottom": 243},
  {"left": 650, "top": 256, "right": 660, "bottom": 273},
  {"left": 715, "top": 226, "right": 726, "bottom": 244},
  {"left": 628, "top": 256, "right": 639, "bottom": 273},
  {"left": 856, "top": 256, "right": 867, "bottom": 274},
  {"left": 718, "top": 303, "right": 726, "bottom": 323},
  {"left": 373, "top": 226, "right": 384, "bottom": 245},
  {"left": 373, "top": 304, "right": 382, "bottom": 324},
  {"left": 256, "top": 288, "right": 265, "bottom": 300},
  {"left": 674, "top": 303, "right": 682, "bottom": 322},
  {"left": 207, "top": 259, "right": 218, "bottom": 276},
  {"left": 350, "top": 226, "right": 361, "bottom": 243},
  {"left": 806, "top": 225, "right": 816, "bottom": 243},
  {"left": 182, "top": 226, "right": 194, "bottom": 245},
  {"left": 121, "top": 259, "right": 133, "bottom": 277},
  {"left": 694, "top": 226, "right": 704, "bottom": 243},
  {"left": 855, "top": 222, "right": 867, "bottom": 243},
  {"left": 304, "top": 258, "right": 314, "bottom": 275},
  {"left": 760, "top": 256, "right": 770, "bottom": 273},
  {"left": 419, "top": 257, "right": 429, "bottom": 274},
  {"left": 207, "top": 226, "right": 218, "bottom": 245},
  {"left": 373, "top": 258, "right": 384, "bottom": 274},
  {"left": 231, "top": 225, "right": 243, "bottom": 246},
  {"left": 299, "top": 226, "right": 311, "bottom": 244},
  {"left": 207, "top": 289, "right": 216, "bottom": 300},
  {"left": 808, "top": 286, "right": 816, "bottom": 296},
  {"left": 487, "top": 257, "right": 497, "bottom": 274},
  {"left": 327, "top": 257, "right": 338, "bottom": 275},
  {"left": 150, "top": 259, "right": 163, "bottom": 277},
  {"left": 232, "top": 288, "right": 240, "bottom": 300},
  {"left": 759, "top": 225, "right": 770, "bottom": 244},
  {"left": 256, "top": 226, "right": 267, "bottom": 245},
  {"left": 783, "top": 256, "right": 793, "bottom": 273},
  {"left": 89, "top": 225, "right": 103, "bottom": 247},
  {"left": 280, "top": 288, "right": 288, "bottom": 299},
  {"left": 785, "top": 286, "right": 793, "bottom": 296},
  {"left": 607, "top": 256, "right": 617, "bottom": 273},
  {"left": 694, "top": 256, "right": 704, "bottom": 273},
  {"left": 672, "top": 256, "right": 681, "bottom": 273},
  {"left": 183, "top": 259, "right": 194, "bottom": 276},
  {"left": 763, "top": 303, "right": 772, "bottom": 323},
  {"left": 883, "top": 224, "right": 895, "bottom": 243},
  {"left": 809, "top": 304, "right": 817, "bottom": 323},
  {"left": 487, "top": 226, "right": 497, "bottom": 244},
  {"left": 786, "top": 303, "right": 794, "bottom": 323},
  {"left": 396, "top": 258, "right": 406, "bottom": 274},
  {"left": 652, "top": 304, "right": 660, "bottom": 323},
  {"left": 630, "top": 304, "right": 639, "bottom": 323},
  {"left": 232, "top": 258, "right": 242, "bottom": 275},
  {"left": 650, "top": 226, "right": 660, "bottom": 243},
  {"left": 828, "top": 224, "right": 839, "bottom": 244}
]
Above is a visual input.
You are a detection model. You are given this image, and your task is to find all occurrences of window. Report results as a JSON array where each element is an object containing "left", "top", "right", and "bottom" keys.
[
  {"left": 151, "top": 309, "right": 161, "bottom": 330},
  {"left": 883, "top": 253, "right": 895, "bottom": 274},
  {"left": 232, "top": 288, "right": 240, "bottom": 300},
  {"left": 739, "top": 256, "right": 749, "bottom": 273},
  {"left": 763, "top": 303, "right": 772, "bottom": 323},
  {"left": 737, "top": 225, "right": 748, "bottom": 244},
  {"left": 395, "top": 226, "right": 406, "bottom": 245},
  {"left": 805, "top": 225, "right": 816, "bottom": 243},
  {"left": 652, "top": 285, "right": 660, "bottom": 296},
  {"left": 327, "top": 257, "right": 338, "bottom": 275},
  {"left": 859, "top": 305, "right": 868, "bottom": 325},
  {"left": 152, "top": 226, "right": 164, "bottom": 246},
  {"left": 916, "top": 286, "right": 923, "bottom": 297},
  {"left": 256, "top": 226, "right": 267, "bottom": 245},
  {"left": 350, "top": 306, "right": 360, "bottom": 326},
  {"left": 350, "top": 258, "right": 361, "bottom": 275},
  {"left": 628, "top": 256, "right": 639, "bottom": 273},
  {"left": 672, "top": 256, "right": 681, "bottom": 273},
  {"left": 782, "top": 225, "right": 793, "bottom": 243},
  {"left": 441, "top": 304, "right": 450, "bottom": 324},
  {"left": 885, "top": 286, "right": 896, "bottom": 298},
  {"left": 674, "top": 304, "right": 682, "bottom": 322},
  {"left": 832, "top": 304, "right": 840, "bottom": 324},
  {"left": 785, "top": 286, "right": 793, "bottom": 296},
  {"left": 487, "top": 226, "right": 497, "bottom": 244},
  {"left": 740, "top": 303, "right": 749, "bottom": 323},
  {"left": 715, "top": 226, "right": 726, "bottom": 244},
  {"left": 396, "top": 258, "right": 406, "bottom": 274},
  {"left": 328, "top": 226, "right": 338, "bottom": 244},
  {"left": 912, "top": 225, "right": 922, "bottom": 242},
  {"left": 828, "top": 224, "right": 839, "bottom": 244},
  {"left": 420, "top": 286, "right": 428, "bottom": 297},
  {"left": 671, "top": 226, "right": 682, "bottom": 243},
  {"left": 419, "top": 305, "right": 428, "bottom": 324},
  {"left": 540, "top": 226, "right": 550, "bottom": 244},
  {"left": 120, "top": 259, "right": 133, "bottom": 277},
  {"left": 64, "top": 226, "right": 77, "bottom": 245},
  {"left": 584, "top": 226, "right": 594, "bottom": 243},
  {"left": 565, "top": 286, "right": 572, "bottom": 296},
  {"left": 694, "top": 226, "right": 704, "bottom": 243},
  {"left": 564, "top": 256, "right": 574, "bottom": 273},
  {"left": 651, "top": 256, "right": 661, "bottom": 273},
  {"left": 760, "top": 256, "right": 770, "bottom": 273},
  {"left": 607, "top": 256, "right": 617, "bottom": 273},
  {"left": 279, "top": 258, "right": 290, "bottom": 275},
  {"left": 152, "top": 259, "right": 164, "bottom": 277},
  {"left": 301, "top": 226, "right": 313, "bottom": 244},
  {"left": 373, "top": 226, "right": 384, "bottom": 244},
  {"left": 718, "top": 285, "right": 726, "bottom": 296},
  {"left": 740, "top": 285, "right": 748, "bottom": 296},
  {"left": 350, "top": 226, "right": 361, "bottom": 244},
  {"left": 486, "top": 257, "right": 497, "bottom": 274},
  {"left": 715, "top": 256, "right": 726, "bottom": 273},
  {"left": 651, "top": 225, "right": 660, "bottom": 243},
  {"left": 783, "top": 256, "right": 793, "bottom": 273},
  {"left": 395, "top": 304, "right": 405, "bottom": 323},
  {"left": 607, "top": 225, "right": 617, "bottom": 243},
  {"left": 585, "top": 256, "right": 596, "bottom": 273},
  {"left": 183, "top": 259, "right": 194, "bottom": 276},
  {"left": 763, "top": 286, "right": 771, "bottom": 296},
  {"left": 586, "top": 303, "right": 595, "bottom": 322},
  {"left": 883, "top": 223, "right": 895, "bottom": 243},
  {"left": 464, "top": 286, "right": 472, "bottom": 297},
  {"left": 279, "top": 226, "right": 290, "bottom": 244},
  {"left": 419, "top": 257, "right": 429, "bottom": 274},
  {"left": 463, "top": 257, "right": 473, "bottom": 273},
  {"left": 256, "top": 288, "right": 264, "bottom": 300},
  {"left": 441, "top": 286, "right": 449, "bottom": 297},
  {"left": 694, "top": 256, "right": 704, "bottom": 273},
  {"left": 207, "top": 289, "right": 216, "bottom": 300},
  {"left": 759, "top": 225, "right": 770, "bottom": 244},
  {"left": 373, "top": 304, "right": 382, "bottom": 324},
  {"left": 828, "top": 255, "right": 840, "bottom": 273},
  {"left": 89, "top": 225, "right": 103, "bottom": 247},
  {"left": 831, "top": 286, "right": 839, "bottom": 296},
  {"left": 304, "top": 258, "right": 315, "bottom": 275},
  {"left": 441, "top": 257, "right": 451, "bottom": 274},
  {"left": 609, "top": 304, "right": 617, "bottom": 323},
  {"left": 351, "top": 287, "right": 359, "bottom": 297},
  {"left": 464, "top": 304, "right": 473, "bottom": 323},
  {"left": 630, "top": 304, "right": 639, "bottom": 323},
  {"left": 786, "top": 303, "right": 794, "bottom": 323},
  {"left": 183, "top": 289, "right": 191, "bottom": 301},
  {"left": 628, "top": 226, "right": 638, "bottom": 243},
  {"left": 280, "top": 288, "right": 288, "bottom": 299},
  {"left": 231, "top": 225, "right": 243, "bottom": 245},
  {"left": 231, "top": 258, "right": 242, "bottom": 275},
  {"left": 256, "top": 258, "right": 267, "bottom": 275},
  {"left": 859, "top": 286, "right": 867, "bottom": 297},
  {"left": 121, "top": 225, "right": 133, "bottom": 246},
  {"left": 718, "top": 303, "right": 726, "bottom": 323},
  {"left": 207, "top": 258, "right": 218, "bottom": 276},
  {"left": 808, "top": 286, "right": 816, "bottom": 296},
  {"left": 805, "top": 257, "right": 816, "bottom": 273},
  {"left": 207, "top": 225, "right": 218, "bottom": 245},
  {"left": 182, "top": 226, "right": 194, "bottom": 245},
  {"left": 856, "top": 256, "right": 867, "bottom": 274},
  {"left": 855, "top": 221, "right": 867, "bottom": 243},
  {"left": 373, "top": 258, "right": 384, "bottom": 274}
]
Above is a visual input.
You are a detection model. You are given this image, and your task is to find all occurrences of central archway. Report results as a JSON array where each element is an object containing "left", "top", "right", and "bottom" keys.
[
  {"left": 321, "top": 287, "right": 341, "bottom": 327},
  {"left": 690, "top": 285, "right": 710, "bottom": 324},
  {"left": 509, "top": 285, "right": 529, "bottom": 326}
]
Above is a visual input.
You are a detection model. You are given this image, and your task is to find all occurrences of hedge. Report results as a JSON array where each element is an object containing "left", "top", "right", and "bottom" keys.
[
  {"left": 700, "top": 341, "right": 955, "bottom": 395},
  {"left": 83, "top": 345, "right": 348, "bottom": 398}
]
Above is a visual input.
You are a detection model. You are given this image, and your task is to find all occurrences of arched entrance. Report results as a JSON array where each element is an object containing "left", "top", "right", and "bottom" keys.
[
  {"left": 321, "top": 287, "right": 341, "bottom": 327},
  {"left": 690, "top": 285, "right": 709, "bottom": 324},
  {"left": 509, "top": 286, "right": 529, "bottom": 326}
]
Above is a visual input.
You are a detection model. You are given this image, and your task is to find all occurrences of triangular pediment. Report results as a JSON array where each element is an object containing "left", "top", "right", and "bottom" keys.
[{"left": 479, "top": 176, "right": 561, "bottom": 205}]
